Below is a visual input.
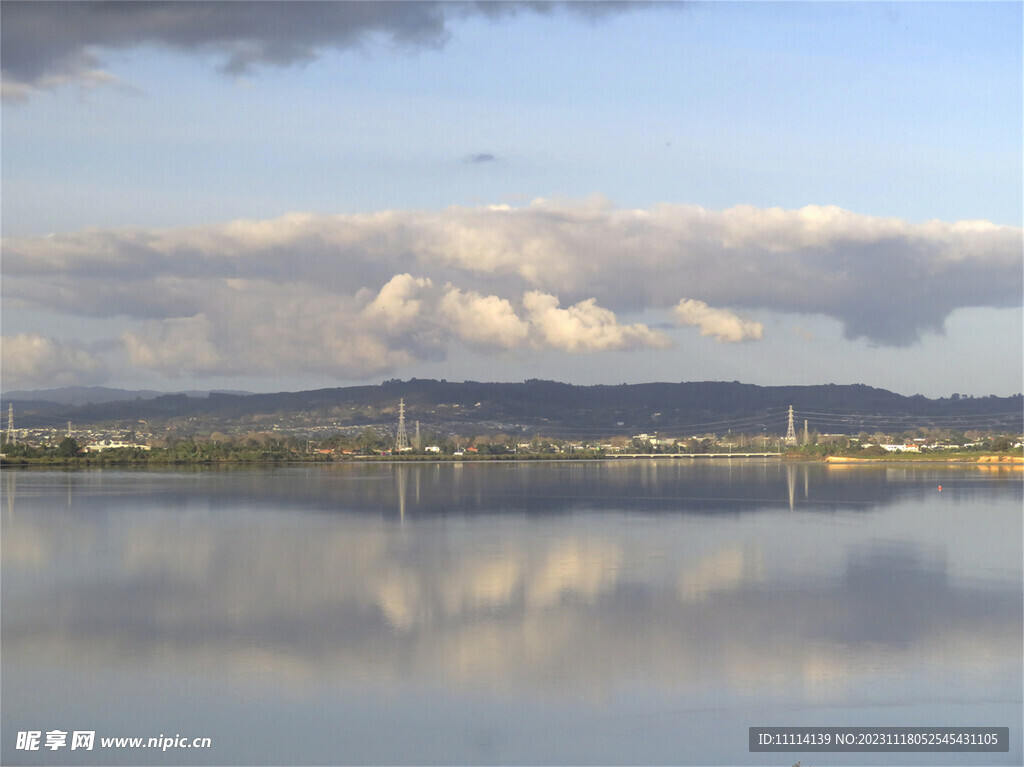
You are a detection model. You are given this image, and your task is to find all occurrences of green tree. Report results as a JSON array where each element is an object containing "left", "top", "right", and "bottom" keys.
[
  {"left": 357, "top": 427, "right": 384, "bottom": 454},
  {"left": 989, "top": 437, "right": 1012, "bottom": 452},
  {"left": 57, "top": 437, "right": 80, "bottom": 457}
]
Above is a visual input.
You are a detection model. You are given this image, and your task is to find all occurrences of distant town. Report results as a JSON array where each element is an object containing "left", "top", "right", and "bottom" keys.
[
  {"left": 2, "top": 400, "right": 1021, "bottom": 465},
  {"left": 2, "top": 380, "right": 1021, "bottom": 464}
]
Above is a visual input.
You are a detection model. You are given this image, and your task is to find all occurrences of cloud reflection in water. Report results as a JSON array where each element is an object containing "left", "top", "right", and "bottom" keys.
[{"left": 3, "top": 464, "right": 1020, "bottom": 712}]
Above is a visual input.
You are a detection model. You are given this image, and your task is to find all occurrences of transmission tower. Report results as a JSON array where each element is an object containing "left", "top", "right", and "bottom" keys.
[
  {"left": 785, "top": 405, "right": 797, "bottom": 446},
  {"left": 395, "top": 399, "right": 409, "bottom": 451}
]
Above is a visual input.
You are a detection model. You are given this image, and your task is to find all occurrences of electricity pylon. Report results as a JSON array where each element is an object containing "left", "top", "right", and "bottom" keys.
[
  {"left": 785, "top": 405, "right": 797, "bottom": 446},
  {"left": 395, "top": 399, "right": 409, "bottom": 451}
]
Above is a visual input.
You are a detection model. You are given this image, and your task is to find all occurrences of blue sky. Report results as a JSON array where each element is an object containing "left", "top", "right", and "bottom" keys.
[{"left": 2, "top": 1, "right": 1021, "bottom": 396}]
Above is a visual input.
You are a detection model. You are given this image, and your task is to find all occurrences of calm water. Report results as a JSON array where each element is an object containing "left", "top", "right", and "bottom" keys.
[{"left": 2, "top": 461, "right": 1021, "bottom": 765}]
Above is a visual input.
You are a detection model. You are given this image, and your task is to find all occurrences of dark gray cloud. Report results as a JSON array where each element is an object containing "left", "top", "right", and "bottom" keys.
[{"left": 0, "top": 1, "right": 648, "bottom": 98}]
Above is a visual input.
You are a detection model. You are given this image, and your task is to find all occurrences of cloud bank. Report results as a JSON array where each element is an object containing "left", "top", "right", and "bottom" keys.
[
  {"left": 3, "top": 199, "right": 1020, "bottom": 387},
  {"left": 1, "top": 1, "right": 643, "bottom": 100}
]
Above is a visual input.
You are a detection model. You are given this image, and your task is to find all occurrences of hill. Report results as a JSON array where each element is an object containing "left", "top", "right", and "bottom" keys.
[
  {"left": 1, "top": 386, "right": 251, "bottom": 407},
  {"left": 3, "top": 380, "right": 1020, "bottom": 437}
]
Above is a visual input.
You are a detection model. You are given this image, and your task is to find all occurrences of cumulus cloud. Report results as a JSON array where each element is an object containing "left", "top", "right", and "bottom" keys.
[
  {"left": 673, "top": 299, "right": 763, "bottom": 343},
  {"left": 523, "top": 291, "right": 671, "bottom": 352},
  {"left": 439, "top": 287, "right": 530, "bottom": 350},
  {"left": 3, "top": 200, "right": 1020, "bottom": 382},
  {"left": 437, "top": 285, "right": 662, "bottom": 353},
  {"left": 0, "top": 333, "right": 109, "bottom": 389},
  {"left": 1, "top": 2, "right": 645, "bottom": 100},
  {"left": 362, "top": 273, "right": 433, "bottom": 332}
]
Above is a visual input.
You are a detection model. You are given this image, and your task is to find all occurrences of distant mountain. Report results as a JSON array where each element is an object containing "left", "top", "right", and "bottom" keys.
[
  {"left": 1, "top": 386, "right": 251, "bottom": 407},
  {"left": 3, "top": 379, "right": 1020, "bottom": 436}
]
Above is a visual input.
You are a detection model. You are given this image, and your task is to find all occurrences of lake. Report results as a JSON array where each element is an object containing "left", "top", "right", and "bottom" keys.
[{"left": 2, "top": 461, "right": 1021, "bottom": 765}]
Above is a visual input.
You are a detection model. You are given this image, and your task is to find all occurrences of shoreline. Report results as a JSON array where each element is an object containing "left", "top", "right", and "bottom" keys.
[
  {"left": 824, "top": 454, "right": 1023, "bottom": 465},
  {"left": 2, "top": 453, "right": 1021, "bottom": 468}
]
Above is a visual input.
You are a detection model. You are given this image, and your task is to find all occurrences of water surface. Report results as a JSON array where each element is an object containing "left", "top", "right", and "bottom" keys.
[{"left": 3, "top": 461, "right": 1021, "bottom": 764}]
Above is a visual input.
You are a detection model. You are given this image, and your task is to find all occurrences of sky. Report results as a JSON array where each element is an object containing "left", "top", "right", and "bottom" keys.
[{"left": 1, "top": 1, "right": 1021, "bottom": 398}]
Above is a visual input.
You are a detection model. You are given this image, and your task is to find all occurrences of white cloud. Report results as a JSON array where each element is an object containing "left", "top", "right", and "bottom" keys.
[
  {"left": 439, "top": 287, "right": 530, "bottom": 350},
  {"left": 673, "top": 299, "right": 763, "bottom": 343},
  {"left": 523, "top": 291, "right": 671, "bottom": 352},
  {"left": 363, "top": 274, "right": 433, "bottom": 332},
  {"left": 0, "top": 333, "right": 109, "bottom": 389}
]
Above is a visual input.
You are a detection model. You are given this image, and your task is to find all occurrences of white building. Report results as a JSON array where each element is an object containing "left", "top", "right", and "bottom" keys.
[
  {"left": 85, "top": 440, "right": 151, "bottom": 452},
  {"left": 880, "top": 443, "right": 920, "bottom": 453}
]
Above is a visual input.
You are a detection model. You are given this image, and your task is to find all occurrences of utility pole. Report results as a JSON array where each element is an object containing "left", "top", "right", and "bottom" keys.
[
  {"left": 414, "top": 420, "right": 420, "bottom": 450},
  {"left": 803, "top": 419, "right": 809, "bottom": 446},
  {"left": 6, "top": 404, "right": 14, "bottom": 446}
]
